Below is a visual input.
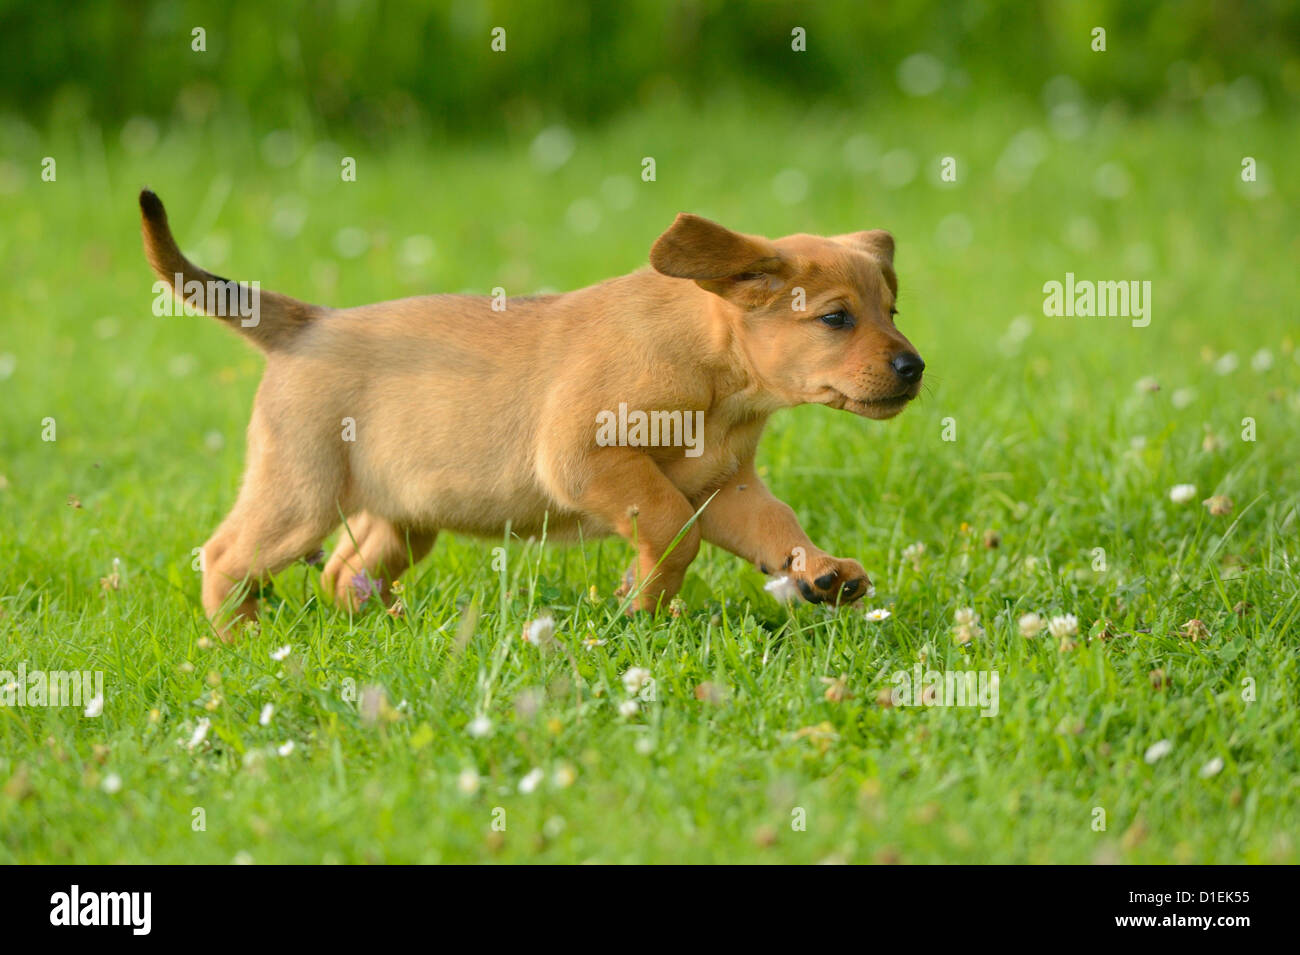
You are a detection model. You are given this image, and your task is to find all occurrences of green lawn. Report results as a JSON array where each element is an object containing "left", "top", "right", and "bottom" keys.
[{"left": 1, "top": 97, "right": 1298, "bottom": 862}]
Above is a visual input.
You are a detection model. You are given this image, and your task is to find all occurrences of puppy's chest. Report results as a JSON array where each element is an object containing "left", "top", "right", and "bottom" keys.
[{"left": 656, "top": 417, "right": 754, "bottom": 499}]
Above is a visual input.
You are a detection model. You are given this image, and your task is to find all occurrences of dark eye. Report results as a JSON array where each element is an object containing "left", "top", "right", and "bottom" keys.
[
  {"left": 818, "top": 311, "right": 854, "bottom": 329},
  {"left": 889, "top": 307, "right": 899, "bottom": 317}
]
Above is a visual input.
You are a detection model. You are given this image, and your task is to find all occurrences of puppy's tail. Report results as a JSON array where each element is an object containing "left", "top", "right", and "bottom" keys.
[{"left": 139, "top": 189, "right": 318, "bottom": 351}]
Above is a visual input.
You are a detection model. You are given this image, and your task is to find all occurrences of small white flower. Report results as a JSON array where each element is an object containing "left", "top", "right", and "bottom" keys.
[
  {"left": 634, "top": 737, "right": 655, "bottom": 755},
  {"left": 83, "top": 694, "right": 104, "bottom": 718},
  {"left": 1213, "top": 352, "right": 1239, "bottom": 375},
  {"left": 466, "top": 715, "right": 493, "bottom": 738},
  {"left": 1170, "top": 387, "right": 1196, "bottom": 409},
  {"left": 1135, "top": 376, "right": 1160, "bottom": 393},
  {"left": 1169, "top": 483, "right": 1197, "bottom": 504},
  {"left": 618, "top": 699, "right": 640, "bottom": 718},
  {"left": 270, "top": 645, "right": 292, "bottom": 662},
  {"left": 457, "top": 768, "right": 480, "bottom": 794},
  {"left": 522, "top": 615, "right": 556, "bottom": 646},
  {"left": 953, "top": 607, "right": 978, "bottom": 627},
  {"left": 259, "top": 703, "right": 274, "bottom": 726},
  {"left": 764, "top": 575, "right": 800, "bottom": 602},
  {"left": 622, "top": 667, "right": 652, "bottom": 695},
  {"left": 101, "top": 772, "right": 122, "bottom": 794},
  {"left": 1144, "top": 739, "right": 1174, "bottom": 764},
  {"left": 1018, "top": 612, "right": 1044, "bottom": 638},
  {"left": 277, "top": 741, "right": 295, "bottom": 757},
  {"left": 1047, "top": 614, "right": 1079, "bottom": 639},
  {"left": 518, "top": 767, "right": 544, "bottom": 794},
  {"left": 1250, "top": 349, "right": 1274, "bottom": 372},
  {"left": 187, "top": 718, "right": 210, "bottom": 750},
  {"left": 1199, "top": 756, "right": 1225, "bottom": 778},
  {"left": 865, "top": 608, "right": 892, "bottom": 621}
]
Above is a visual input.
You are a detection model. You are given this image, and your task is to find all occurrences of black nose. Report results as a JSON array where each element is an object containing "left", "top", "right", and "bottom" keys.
[{"left": 890, "top": 352, "right": 925, "bottom": 383}]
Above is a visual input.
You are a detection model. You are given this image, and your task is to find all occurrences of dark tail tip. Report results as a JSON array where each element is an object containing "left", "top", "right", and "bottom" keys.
[{"left": 139, "top": 189, "right": 165, "bottom": 221}]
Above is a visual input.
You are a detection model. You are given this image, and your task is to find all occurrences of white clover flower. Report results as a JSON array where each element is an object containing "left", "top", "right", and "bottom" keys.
[
  {"left": 902, "top": 542, "right": 925, "bottom": 570},
  {"left": 518, "top": 768, "right": 544, "bottom": 794},
  {"left": 764, "top": 575, "right": 800, "bottom": 602},
  {"left": 186, "top": 718, "right": 210, "bottom": 750},
  {"left": 1169, "top": 483, "right": 1197, "bottom": 504},
  {"left": 1017, "top": 612, "right": 1044, "bottom": 638},
  {"left": 466, "top": 715, "right": 493, "bottom": 738},
  {"left": 950, "top": 607, "right": 984, "bottom": 645},
  {"left": 865, "top": 608, "right": 892, "bottom": 622},
  {"left": 622, "top": 667, "right": 652, "bottom": 695},
  {"left": 83, "top": 694, "right": 104, "bottom": 718},
  {"left": 270, "top": 645, "right": 292, "bottom": 662},
  {"left": 277, "top": 741, "right": 295, "bottom": 757},
  {"left": 1144, "top": 739, "right": 1174, "bottom": 764},
  {"left": 101, "top": 772, "right": 122, "bottom": 794},
  {"left": 618, "top": 699, "right": 640, "bottom": 718},
  {"left": 1199, "top": 756, "right": 1225, "bottom": 778},
  {"left": 259, "top": 703, "right": 274, "bottom": 726},
  {"left": 1047, "top": 614, "right": 1078, "bottom": 639},
  {"left": 522, "top": 615, "right": 556, "bottom": 647},
  {"left": 457, "top": 768, "right": 480, "bottom": 794}
]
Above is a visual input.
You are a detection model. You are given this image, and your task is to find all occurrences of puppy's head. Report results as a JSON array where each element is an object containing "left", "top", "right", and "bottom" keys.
[{"left": 650, "top": 213, "right": 924, "bottom": 419}]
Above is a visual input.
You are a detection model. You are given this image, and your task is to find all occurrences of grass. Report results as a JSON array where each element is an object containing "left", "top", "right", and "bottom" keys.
[{"left": 1, "top": 94, "right": 1298, "bottom": 863}]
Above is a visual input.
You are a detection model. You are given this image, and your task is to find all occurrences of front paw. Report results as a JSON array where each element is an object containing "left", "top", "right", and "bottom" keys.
[{"left": 792, "top": 555, "right": 870, "bottom": 606}]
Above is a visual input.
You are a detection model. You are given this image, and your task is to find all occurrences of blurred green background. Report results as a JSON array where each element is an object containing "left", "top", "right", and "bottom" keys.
[{"left": 4, "top": 0, "right": 1299, "bottom": 139}]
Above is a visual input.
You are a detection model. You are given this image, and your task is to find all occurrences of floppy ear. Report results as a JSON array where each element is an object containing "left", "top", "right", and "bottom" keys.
[
  {"left": 650, "top": 213, "right": 786, "bottom": 297},
  {"left": 834, "top": 229, "right": 895, "bottom": 265}
]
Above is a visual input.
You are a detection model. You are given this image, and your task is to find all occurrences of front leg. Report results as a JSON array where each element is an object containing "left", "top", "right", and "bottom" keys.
[
  {"left": 696, "top": 461, "right": 870, "bottom": 606},
  {"left": 571, "top": 448, "right": 701, "bottom": 612}
]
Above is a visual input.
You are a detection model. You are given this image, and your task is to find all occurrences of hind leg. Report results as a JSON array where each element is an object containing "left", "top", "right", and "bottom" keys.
[
  {"left": 322, "top": 512, "right": 436, "bottom": 611},
  {"left": 201, "top": 421, "right": 343, "bottom": 640},
  {"left": 201, "top": 494, "right": 338, "bottom": 641}
]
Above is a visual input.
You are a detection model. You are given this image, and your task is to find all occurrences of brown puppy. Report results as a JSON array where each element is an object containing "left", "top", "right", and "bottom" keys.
[{"left": 138, "top": 191, "right": 924, "bottom": 638}]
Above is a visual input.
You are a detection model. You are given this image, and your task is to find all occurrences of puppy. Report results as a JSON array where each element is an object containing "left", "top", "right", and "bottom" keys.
[{"left": 138, "top": 190, "right": 924, "bottom": 637}]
